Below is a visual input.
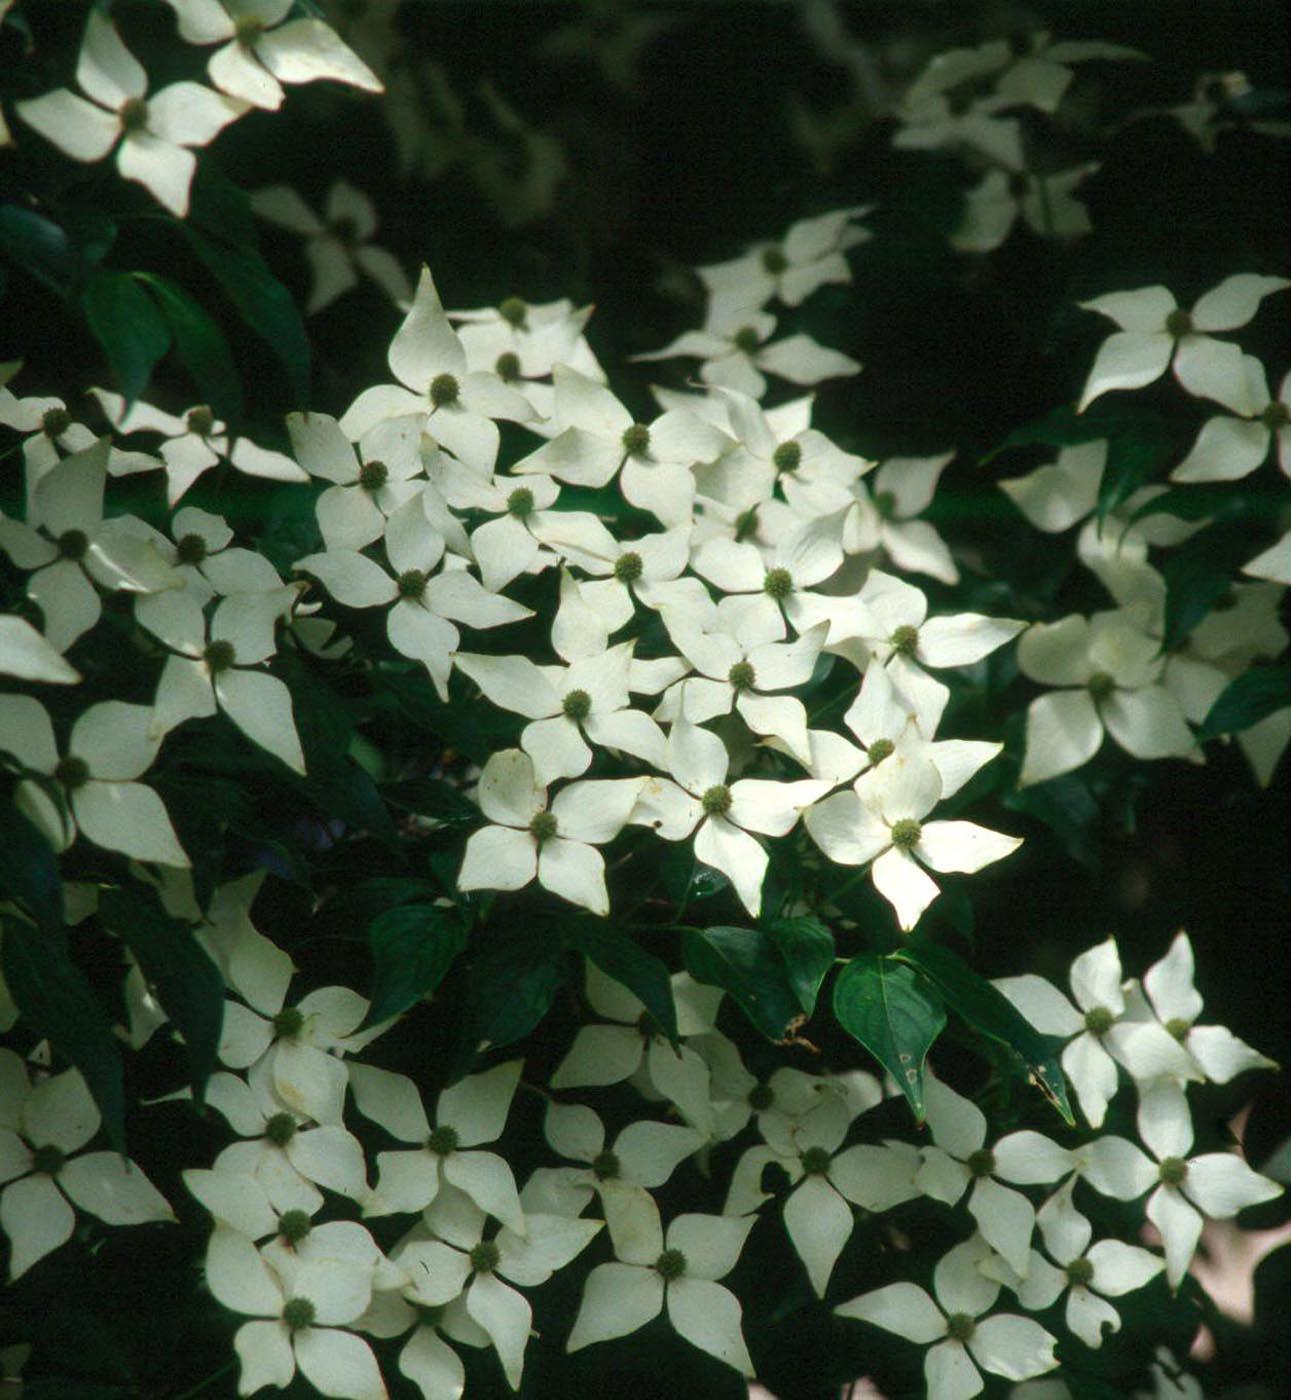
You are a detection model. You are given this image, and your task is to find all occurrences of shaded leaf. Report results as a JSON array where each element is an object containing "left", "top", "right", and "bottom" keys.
[
  {"left": 833, "top": 953, "right": 945, "bottom": 1119},
  {"left": 134, "top": 272, "right": 243, "bottom": 423},
  {"left": 1, "top": 916, "right": 126, "bottom": 1152},
  {"left": 454, "top": 927, "right": 565, "bottom": 1073},
  {"left": 683, "top": 925, "right": 802, "bottom": 1040},
  {"left": 1199, "top": 664, "right": 1291, "bottom": 741},
  {"left": 766, "top": 914, "right": 834, "bottom": 1017},
  {"left": 99, "top": 885, "right": 224, "bottom": 1105},
  {"left": 383, "top": 777, "right": 481, "bottom": 826},
  {"left": 83, "top": 269, "right": 171, "bottom": 406},
  {"left": 1097, "top": 417, "right": 1177, "bottom": 527},
  {"left": 893, "top": 941, "right": 1074, "bottom": 1124},
  {"left": 0, "top": 203, "right": 74, "bottom": 296},
  {"left": 562, "top": 921, "right": 677, "bottom": 1042},
  {"left": 1162, "top": 517, "right": 1263, "bottom": 651},
  {"left": 367, "top": 902, "right": 468, "bottom": 1025},
  {"left": 0, "top": 787, "right": 63, "bottom": 935}
]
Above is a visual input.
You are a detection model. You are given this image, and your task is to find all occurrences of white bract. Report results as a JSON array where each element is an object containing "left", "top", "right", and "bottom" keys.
[
  {"left": 1077, "top": 274, "right": 1290, "bottom": 415},
  {"left": 952, "top": 166, "right": 1099, "bottom": 252},
  {"left": 18, "top": 12, "right": 244, "bottom": 216},
  {"left": 567, "top": 1197, "right": 756, "bottom": 1376},
  {"left": 1171, "top": 358, "right": 1291, "bottom": 482},
  {"left": 0, "top": 1056, "right": 174, "bottom": 1280},
  {"left": 836, "top": 1236, "right": 1059, "bottom": 1399}
]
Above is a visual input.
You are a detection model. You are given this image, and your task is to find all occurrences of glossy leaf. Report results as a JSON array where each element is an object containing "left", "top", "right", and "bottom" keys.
[
  {"left": 83, "top": 269, "right": 172, "bottom": 407},
  {"left": 134, "top": 272, "right": 243, "bottom": 423},
  {"left": 683, "top": 925, "right": 802, "bottom": 1041},
  {"left": 367, "top": 902, "right": 469, "bottom": 1025},
  {"left": 766, "top": 914, "right": 834, "bottom": 1017},
  {"left": 1199, "top": 664, "right": 1291, "bottom": 741},
  {"left": 563, "top": 921, "right": 677, "bottom": 1042}
]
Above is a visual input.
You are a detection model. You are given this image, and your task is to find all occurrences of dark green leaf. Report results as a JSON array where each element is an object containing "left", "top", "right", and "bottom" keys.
[
  {"left": 562, "top": 921, "right": 677, "bottom": 1041},
  {"left": 1199, "top": 664, "right": 1291, "bottom": 741},
  {"left": 367, "top": 903, "right": 468, "bottom": 1025},
  {"left": 1124, "top": 481, "right": 1257, "bottom": 529},
  {"left": 184, "top": 226, "right": 310, "bottom": 406},
  {"left": 984, "top": 401, "right": 1143, "bottom": 464},
  {"left": 454, "top": 928, "right": 565, "bottom": 1072},
  {"left": 1096, "top": 418, "right": 1177, "bottom": 527},
  {"left": 1162, "top": 517, "right": 1262, "bottom": 651},
  {"left": 83, "top": 269, "right": 171, "bottom": 406},
  {"left": 1002, "top": 773, "right": 1101, "bottom": 871},
  {"left": 893, "top": 942, "right": 1074, "bottom": 1124},
  {"left": 766, "top": 915, "right": 834, "bottom": 1017},
  {"left": 382, "top": 777, "right": 481, "bottom": 826},
  {"left": 1, "top": 916, "right": 126, "bottom": 1151},
  {"left": 186, "top": 163, "right": 259, "bottom": 248},
  {"left": 134, "top": 272, "right": 243, "bottom": 423},
  {"left": 0, "top": 788, "right": 63, "bottom": 935},
  {"left": 833, "top": 953, "right": 945, "bottom": 1118},
  {"left": 0, "top": 203, "right": 74, "bottom": 296},
  {"left": 99, "top": 885, "right": 225, "bottom": 1105},
  {"left": 324, "top": 877, "right": 441, "bottom": 929},
  {"left": 683, "top": 925, "right": 802, "bottom": 1040}
]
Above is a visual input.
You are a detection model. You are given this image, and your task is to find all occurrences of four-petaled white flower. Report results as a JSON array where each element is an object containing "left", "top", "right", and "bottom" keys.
[
  {"left": 1171, "top": 357, "right": 1291, "bottom": 483},
  {"left": 836, "top": 1235, "right": 1059, "bottom": 1400},
  {"left": 952, "top": 165, "right": 1099, "bottom": 253},
  {"left": 18, "top": 12, "right": 245, "bottom": 216}
]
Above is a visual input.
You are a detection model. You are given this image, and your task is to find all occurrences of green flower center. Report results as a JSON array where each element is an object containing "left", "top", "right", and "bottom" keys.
[
  {"left": 495, "top": 351, "right": 521, "bottom": 382},
  {"left": 1066, "top": 1256, "right": 1095, "bottom": 1288},
  {"left": 889, "top": 624, "right": 919, "bottom": 656},
  {"left": 890, "top": 818, "right": 922, "bottom": 851},
  {"left": 773, "top": 441, "right": 802, "bottom": 473},
  {"left": 176, "top": 533, "right": 208, "bottom": 565},
  {"left": 591, "top": 1149, "right": 621, "bottom": 1181},
  {"left": 734, "top": 507, "right": 760, "bottom": 543},
  {"left": 529, "top": 810, "right": 558, "bottom": 844},
  {"left": 397, "top": 569, "right": 427, "bottom": 599},
  {"left": 967, "top": 1148, "right": 996, "bottom": 1179},
  {"left": 277, "top": 1209, "right": 312, "bottom": 1245},
  {"left": 801, "top": 1146, "right": 832, "bottom": 1176},
  {"left": 281, "top": 1297, "right": 315, "bottom": 1331},
  {"left": 359, "top": 459, "right": 389, "bottom": 492},
  {"left": 1007, "top": 172, "right": 1030, "bottom": 199},
  {"left": 470, "top": 1241, "right": 501, "bottom": 1274},
  {"left": 1158, "top": 1156, "right": 1189, "bottom": 1187},
  {"left": 655, "top": 1248, "right": 687, "bottom": 1280},
  {"left": 733, "top": 325, "right": 761, "bottom": 354},
  {"left": 1260, "top": 401, "right": 1289, "bottom": 430},
  {"left": 55, "top": 755, "right": 90, "bottom": 790},
  {"left": 867, "top": 738, "right": 894, "bottom": 764},
  {"left": 763, "top": 567, "right": 793, "bottom": 599},
  {"left": 747, "top": 1082, "right": 774, "bottom": 1111},
  {"left": 118, "top": 97, "right": 149, "bottom": 133},
  {"left": 1087, "top": 670, "right": 1116, "bottom": 702},
  {"left": 31, "top": 1143, "right": 65, "bottom": 1176},
  {"left": 273, "top": 1007, "right": 304, "bottom": 1040},
  {"left": 874, "top": 490, "right": 897, "bottom": 520},
  {"left": 507, "top": 487, "right": 535, "bottom": 518},
  {"left": 701, "top": 784, "right": 732, "bottom": 816},
  {"left": 1084, "top": 1006, "right": 1115, "bottom": 1036},
  {"left": 330, "top": 215, "right": 360, "bottom": 248},
  {"left": 1165, "top": 309, "right": 1193, "bottom": 338},
  {"left": 945, "top": 1312, "right": 976, "bottom": 1343},
  {"left": 42, "top": 407, "right": 72, "bottom": 437},
  {"left": 621, "top": 423, "right": 651, "bottom": 456},
  {"left": 429, "top": 373, "right": 460, "bottom": 408},
  {"left": 614, "top": 551, "right": 644, "bottom": 583},
  {"left": 204, "top": 640, "right": 237, "bottom": 673},
  {"left": 57, "top": 529, "right": 89, "bottom": 561},
  {"left": 186, "top": 406, "right": 215, "bottom": 437},
  {"left": 498, "top": 297, "right": 528, "bottom": 328},
  {"left": 428, "top": 1125, "right": 460, "bottom": 1156},
  {"left": 235, "top": 15, "right": 265, "bottom": 46},
  {"left": 265, "top": 1113, "right": 297, "bottom": 1147},
  {"left": 761, "top": 247, "right": 788, "bottom": 275},
  {"left": 1165, "top": 1017, "right": 1191, "bottom": 1042},
  {"left": 562, "top": 689, "right": 592, "bottom": 722},
  {"left": 728, "top": 661, "right": 756, "bottom": 691}
]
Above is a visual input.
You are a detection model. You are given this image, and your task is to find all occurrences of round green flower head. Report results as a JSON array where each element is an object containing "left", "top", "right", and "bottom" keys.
[
  {"left": 592, "top": 1149, "right": 621, "bottom": 1181},
  {"left": 42, "top": 407, "right": 72, "bottom": 438},
  {"left": 655, "top": 1248, "right": 687, "bottom": 1280},
  {"left": 273, "top": 1007, "right": 304, "bottom": 1040},
  {"left": 358, "top": 459, "right": 388, "bottom": 491},
  {"left": 890, "top": 818, "right": 922, "bottom": 851},
  {"left": 398, "top": 569, "right": 427, "bottom": 598},
  {"left": 507, "top": 487, "right": 535, "bottom": 518},
  {"left": 176, "top": 533, "right": 208, "bottom": 566},
  {"left": 264, "top": 1113, "right": 297, "bottom": 1148},
  {"left": 733, "top": 326, "right": 761, "bottom": 355},
  {"left": 278, "top": 1210, "right": 312, "bottom": 1245},
  {"left": 763, "top": 567, "right": 793, "bottom": 599},
  {"left": 890, "top": 624, "right": 919, "bottom": 656},
  {"left": 1066, "top": 1256, "right": 1095, "bottom": 1288},
  {"left": 495, "top": 351, "right": 521, "bottom": 382},
  {"left": 728, "top": 661, "right": 756, "bottom": 691},
  {"left": 1084, "top": 1005, "right": 1114, "bottom": 1036},
  {"left": 966, "top": 1148, "right": 995, "bottom": 1179},
  {"left": 621, "top": 423, "right": 651, "bottom": 456},
  {"left": 204, "top": 640, "right": 237, "bottom": 673},
  {"left": 55, "top": 755, "right": 90, "bottom": 790},
  {"left": 801, "top": 1146, "right": 832, "bottom": 1176},
  {"left": 281, "top": 1298, "right": 315, "bottom": 1332},
  {"left": 428, "top": 1125, "right": 460, "bottom": 1156},
  {"left": 119, "top": 97, "right": 149, "bottom": 134},
  {"left": 1261, "top": 401, "right": 1289, "bottom": 429},
  {"left": 470, "top": 1241, "right": 501, "bottom": 1274},
  {"left": 1165, "top": 309, "right": 1193, "bottom": 338},
  {"left": 773, "top": 441, "right": 802, "bottom": 473},
  {"left": 747, "top": 1082, "right": 774, "bottom": 1111},
  {"left": 499, "top": 296, "right": 527, "bottom": 327},
  {"left": 562, "top": 689, "right": 592, "bottom": 722},
  {"left": 761, "top": 247, "right": 788, "bottom": 275},
  {"left": 31, "top": 1144, "right": 65, "bottom": 1176},
  {"left": 614, "top": 551, "right": 644, "bottom": 583},
  {"left": 874, "top": 490, "right": 897, "bottom": 520},
  {"left": 946, "top": 1313, "right": 976, "bottom": 1343},
  {"left": 1158, "top": 1156, "right": 1189, "bottom": 1187},
  {"left": 186, "top": 406, "right": 216, "bottom": 437},
  {"left": 430, "top": 372, "right": 460, "bottom": 407},
  {"left": 867, "top": 738, "right": 894, "bottom": 764},
  {"left": 1087, "top": 671, "right": 1116, "bottom": 702},
  {"left": 529, "top": 811, "right": 559, "bottom": 844},
  {"left": 701, "top": 784, "right": 732, "bottom": 816},
  {"left": 57, "top": 529, "right": 89, "bottom": 561}
]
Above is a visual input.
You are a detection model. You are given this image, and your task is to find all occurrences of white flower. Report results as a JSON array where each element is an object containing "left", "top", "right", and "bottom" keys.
[
  {"left": 456, "top": 750, "right": 645, "bottom": 915},
  {"left": 951, "top": 166, "right": 1099, "bottom": 252},
  {"left": 204, "top": 1225, "right": 388, "bottom": 1399},
  {"left": 1017, "top": 608, "right": 1195, "bottom": 785},
  {"left": 1124, "top": 932, "right": 1277, "bottom": 1083},
  {"left": 163, "top": 0, "right": 382, "bottom": 112},
  {"left": 913, "top": 1073, "right": 1072, "bottom": 1277},
  {"left": 351, "top": 1060, "right": 526, "bottom": 1233},
  {"left": 1244, "top": 528, "right": 1291, "bottom": 585},
  {"left": 431, "top": 466, "right": 563, "bottom": 594},
  {"left": 17, "top": 12, "right": 244, "bottom": 216},
  {"left": 1077, "top": 274, "right": 1290, "bottom": 415},
  {"left": 1134, "top": 1080, "right": 1282, "bottom": 1287},
  {"left": 998, "top": 440, "right": 1107, "bottom": 534},
  {"left": 696, "top": 206, "right": 872, "bottom": 310},
  {"left": 1171, "top": 357, "right": 1291, "bottom": 482},
  {"left": 993, "top": 939, "right": 1200, "bottom": 1130},
  {"left": 398, "top": 1183, "right": 601, "bottom": 1389},
  {"left": 806, "top": 744, "right": 1021, "bottom": 931},
  {"left": 0, "top": 614, "right": 79, "bottom": 685},
  {"left": 630, "top": 719, "right": 830, "bottom": 917},
  {"left": 549, "top": 963, "right": 722, "bottom": 1137},
  {"left": 567, "top": 1197, "right": 756, "bottom": 1376},
  {"left": 0, "top": 696, "right": 189, "bottom": 866},
  {"left": 836, "top": 1236, "right": 1059, "bottom": 1399},
  {"left": 252, "top": 181, "right": 411, "bottom": 313},
  {"left": 339, "top": 267, "right": 533, "bottom": 468},
  {"left": 89, "top": 391, "right": 307, "bottom": 505},
  {"left": 894, "top": 92, "right": 1024, "bottom": 171},
  {"left": 0, "top": 1056, "right": 174, "bottom": 1280}
]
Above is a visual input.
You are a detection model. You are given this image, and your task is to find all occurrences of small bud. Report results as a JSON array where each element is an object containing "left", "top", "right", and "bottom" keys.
[
  {"left": 495, "top": 351, "right": 521, "bottom": 382},
  {"left": 498, "top": 297, "right": 527, "bottom": 328}
]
